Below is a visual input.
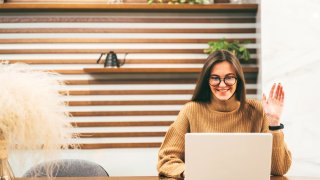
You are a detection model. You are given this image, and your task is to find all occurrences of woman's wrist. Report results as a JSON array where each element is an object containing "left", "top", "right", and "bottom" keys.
[
  {"left": 269, "top": 123, "right": 284, "bottom": 131},
  {"left": 266, "top": 113, "right": 280, "bottom": 126}
]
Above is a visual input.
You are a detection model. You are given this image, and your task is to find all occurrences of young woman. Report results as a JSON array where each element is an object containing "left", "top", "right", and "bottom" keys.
[{"left": 157, "top": 50, "right": 292, "bottom": 178}]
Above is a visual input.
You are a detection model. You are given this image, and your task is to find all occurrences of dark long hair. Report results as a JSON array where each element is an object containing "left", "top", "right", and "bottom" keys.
[{"left": 191, "top": 50, "right": 246, "bottom": 108}]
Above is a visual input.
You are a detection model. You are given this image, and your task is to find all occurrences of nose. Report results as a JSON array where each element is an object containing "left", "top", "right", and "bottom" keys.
[{"left": 218, "top": 80, "right": 227, "bottom": 87}]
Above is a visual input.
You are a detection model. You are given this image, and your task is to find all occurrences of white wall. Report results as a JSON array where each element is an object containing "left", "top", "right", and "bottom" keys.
[{"left": 261, "top": 0, "right": 320, "bottom": 176}]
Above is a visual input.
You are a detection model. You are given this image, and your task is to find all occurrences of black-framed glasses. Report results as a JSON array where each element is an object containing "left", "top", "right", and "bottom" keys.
[{"left": 209, "top": 75, "right": 237, "bottom": 86}]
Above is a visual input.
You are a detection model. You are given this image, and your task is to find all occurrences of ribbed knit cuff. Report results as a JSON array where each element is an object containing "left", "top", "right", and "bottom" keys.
[
  {"left": 170, "top": 164, "right": 185, "bottom": 179},
  {"left": 271, "top": 130, "right": 284, "bottom": 149}
]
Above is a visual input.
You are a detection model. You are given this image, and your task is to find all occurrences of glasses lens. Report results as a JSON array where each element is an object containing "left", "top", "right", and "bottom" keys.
[
  {"left": 224, "top": 76, "right": 237, "bottom": 86},
  {"left": 209, "top": 76, "right": 220, "bottom": 86}
]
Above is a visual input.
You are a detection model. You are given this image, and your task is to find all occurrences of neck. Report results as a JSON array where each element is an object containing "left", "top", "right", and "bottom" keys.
[{"left": 209, "top": 94, "right": 240, "bottom": 112}]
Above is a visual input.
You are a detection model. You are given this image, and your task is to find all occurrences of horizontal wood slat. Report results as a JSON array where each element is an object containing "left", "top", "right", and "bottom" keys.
[
  {"left": 7, "top": 58, "right": 257, "bottom": 64},
  {"left": 0, "top": 38, "right": 256, "bottom": 44},
  {"left": 6, "top": 0, "right": 231, "bottom": 3},
  {"left": 0, "top": 28, "right": 256, "bottom": 34},
  {"left": 53, "top": 67, "right": 258, "bottom": 74},
  {"left": 65, "top": 89, "right": 256, "bottom": 96},
  {"left": 64, "top": 77, "right": 257, "bottom": 85},
  {"left": 70, "top": 111, "right": 179, "bottom": 116},
  {"left": 64, "top": 79, "right": 197, "bottom": 85},
  {"left": 71, "top": 121, "right": 173, "bottom": 127},
  {"left": 6, "top": 0, "right": 148, "bottom": 3},
  {"left": 83, "top": 68, "right": 199, "bottom": 73},
  {"left": 81, "top": 67, "right": 258, "bottom": 73},
  {"left": 77, "top": 142, "right": 161, "bottom": 149},
  {"left": 67, "top": 89, "right": 193, "bottom": 95},
  {"left": 67, "top": 100, "right": 189, "bottom": 106},
  {"left": 0, "top": 17, "right": 255, "bottom": 23},
  {"left": 0, "top": 49, "right": 256, "bottom": 54},
  {"left": 78, "top": 132, "right": 166, "bottom": 138}
]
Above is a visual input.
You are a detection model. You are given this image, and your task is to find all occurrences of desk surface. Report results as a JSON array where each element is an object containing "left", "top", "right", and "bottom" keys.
[{"left": 16, "top": 176, "right": 320, "bottom": 180}]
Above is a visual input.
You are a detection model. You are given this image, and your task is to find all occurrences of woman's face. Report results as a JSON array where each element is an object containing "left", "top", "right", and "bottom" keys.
[{"left": 209, "top": 61, "right": 237, "bottom": 101}]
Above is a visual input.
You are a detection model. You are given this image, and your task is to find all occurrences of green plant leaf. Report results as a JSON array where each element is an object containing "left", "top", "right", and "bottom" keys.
[{"left": 204, "top": 38, "right": 251, "bottom": 61}]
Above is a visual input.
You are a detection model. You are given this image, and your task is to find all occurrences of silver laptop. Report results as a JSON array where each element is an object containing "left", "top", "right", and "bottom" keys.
[{"left": 185, "top": 133, "right": 272, "bottom": 180}]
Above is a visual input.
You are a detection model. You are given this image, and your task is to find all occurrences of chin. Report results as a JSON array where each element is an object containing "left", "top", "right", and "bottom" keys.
[
  {"left": 213, "top": 91, "right": 234, "bottom": 101},
  {"left": 215, "top": 95, "right": 232, "bottom": 101}
]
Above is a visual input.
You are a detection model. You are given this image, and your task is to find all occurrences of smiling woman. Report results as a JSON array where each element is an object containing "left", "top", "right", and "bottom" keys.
[
  {"left": 157, "top": 50, "right": 292, "bottom": 178},
  {"left": 209, "top": 62, "right": 238, "bottom": 100}
]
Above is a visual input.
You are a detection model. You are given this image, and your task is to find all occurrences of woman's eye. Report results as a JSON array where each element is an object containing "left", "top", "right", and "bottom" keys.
[
  {"left": 211, "top": 76, "right": 220, "bottom": 81},
  {"left": 225, "top": 76, "right": 235, "bottom": 80}
]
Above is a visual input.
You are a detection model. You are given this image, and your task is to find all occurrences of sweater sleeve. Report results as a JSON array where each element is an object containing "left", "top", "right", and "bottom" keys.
[
  {"left": 261, "top": 113, "right": 292, "bottom": 175},
  {"left": 157, "top": 104, "right": 190, "bottom": 178}
]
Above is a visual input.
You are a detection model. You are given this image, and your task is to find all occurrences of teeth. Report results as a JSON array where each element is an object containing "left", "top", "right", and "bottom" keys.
[{"left": 216, "top": 89, "right": 229, "bottom": 92}]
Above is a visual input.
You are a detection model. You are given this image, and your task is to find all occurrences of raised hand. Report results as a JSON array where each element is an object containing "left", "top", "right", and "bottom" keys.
[{"left": 262, "top": 83, "right": 284, "bottom": 126}]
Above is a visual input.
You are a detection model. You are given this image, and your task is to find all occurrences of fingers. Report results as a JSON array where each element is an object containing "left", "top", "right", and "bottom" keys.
[
  {"left": 280, "top": 87, "right": 285, "bottom": 103},
  {"left": 269, "top": 83, "right": 276, "bottom": 99},
  {"left": 274, "top": 83, "right": 281, "bottom": 100},
  {"left": 267, "top": 83, "right": 285, "bottom": 101}
]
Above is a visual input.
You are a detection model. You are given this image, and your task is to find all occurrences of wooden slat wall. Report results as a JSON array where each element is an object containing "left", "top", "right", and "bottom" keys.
[
  {"left": 5, "top": 0, "right": 231, "bottom": 3},
  {"left": 0, "top": 11, "right": 258, "bottom": 149}
]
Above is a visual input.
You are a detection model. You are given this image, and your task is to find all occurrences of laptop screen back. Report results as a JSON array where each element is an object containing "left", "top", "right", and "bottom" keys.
[{"left": 185, "top": 133, "right": 272, "bottom": 180}]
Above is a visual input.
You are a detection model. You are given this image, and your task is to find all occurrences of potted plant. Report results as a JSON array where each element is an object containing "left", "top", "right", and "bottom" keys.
[
  {"left": 204, "top": 38, "right": 251, "bottom": 61},
  {"left": 0, "top": 63, "right": 77, "bottom": 179}
]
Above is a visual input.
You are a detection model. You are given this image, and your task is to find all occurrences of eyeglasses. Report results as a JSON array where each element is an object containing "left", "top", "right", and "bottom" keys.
[{"left": 209, "top": 75, "right": 237, "bottom": 86}]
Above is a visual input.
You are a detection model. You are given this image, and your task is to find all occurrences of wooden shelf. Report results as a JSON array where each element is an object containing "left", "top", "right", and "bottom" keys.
[{"left": 0, "top": 3, "right": 258, "bottom": 12}]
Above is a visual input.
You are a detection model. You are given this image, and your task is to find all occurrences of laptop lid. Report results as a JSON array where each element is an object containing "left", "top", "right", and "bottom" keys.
[{"left": 185, "top": 133, "right": 272, "bottom": 180}]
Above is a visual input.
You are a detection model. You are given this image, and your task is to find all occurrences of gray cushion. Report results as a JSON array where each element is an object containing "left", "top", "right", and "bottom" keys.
[{"left": 23, "top": 159, "right": 109, "bottom": 177}]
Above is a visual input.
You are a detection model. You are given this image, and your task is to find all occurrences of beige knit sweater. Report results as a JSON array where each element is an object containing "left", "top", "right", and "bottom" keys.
[{"left": 157, "top": 96, "right": 292, "bottom": 178}]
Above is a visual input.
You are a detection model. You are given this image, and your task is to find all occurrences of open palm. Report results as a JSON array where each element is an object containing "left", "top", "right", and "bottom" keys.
[{"left": 262, "top": 83, "right": 284, "bottom": 126}]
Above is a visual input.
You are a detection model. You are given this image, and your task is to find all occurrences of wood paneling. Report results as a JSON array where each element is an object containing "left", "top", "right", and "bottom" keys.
[
  {"left": 65, "top": 89, "right": 256, "bottom": 96},
  {"left": 53, "top": 68, "right": 258, "bottom": 74},
  {"left": 64, "top": 78, "right": 257, "bottom": 85},
  {"left": 0, "top": 17, "right": 256, "bottom": 23},
  {"left": 70, "top": 111, "right": 180, "bottom": 116},
  {"left": 64, "top": 79, "right": 197, "bottom": 85},
  {"left": 82, "top": 67, "right": 258, "bottom": 73},
  {"left": 78, "top": 142, "right": 161, "bottom": 149},
  {"left": 71, "top": 121, "right": 173, "bottom": 127},
  {"left": 0, "top": 38, "right": 256, "bottom": 44},
  {"left": 0, "top": 28, "right": 256, "bottom": 34},
  {"left": 67, "top": 90, "right": 194, "bottom": 95},
  {"left": 7, "top": 58, "right": 257, "bottom": 64},
  {"left": 1, "top": 7, "right": 259, "bottom": 149},
  {"left": 78, "top": 132, "right": 166, "bottom": 138},
  {"left": 0, "top": 48, "right": 256, "bottom": 54},
  {"left": 6, "top": 0, "right": 230, "bottom": 3},
  {"left": 0, "top": 4, "right": 258, "bottom": 13},
  {"left": 68, "top": 100, "right": 189, "bottom": 106},
  {"left": 43, "top": 67, "right": 256, "bottom": 74}
]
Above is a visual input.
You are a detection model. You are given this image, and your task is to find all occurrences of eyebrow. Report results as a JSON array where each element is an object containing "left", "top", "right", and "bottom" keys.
[{"left": 210, "top": 73, "right": 236, "bottom": 77}]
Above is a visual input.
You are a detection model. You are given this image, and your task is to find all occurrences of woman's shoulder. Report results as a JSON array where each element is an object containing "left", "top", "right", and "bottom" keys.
[{"left": 245, "top": 98, "right": 264, "bottom": 112}]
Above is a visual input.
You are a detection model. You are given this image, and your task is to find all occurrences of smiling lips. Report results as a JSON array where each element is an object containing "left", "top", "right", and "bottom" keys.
[{"left": 215, "top": 88, "right": 230, "bottom": 93}]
